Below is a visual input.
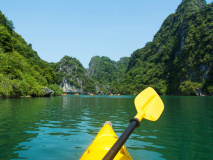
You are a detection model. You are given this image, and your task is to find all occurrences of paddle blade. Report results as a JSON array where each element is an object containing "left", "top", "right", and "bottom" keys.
[{"left": 134, "top": 87, "right": 164, "bottom": 121}]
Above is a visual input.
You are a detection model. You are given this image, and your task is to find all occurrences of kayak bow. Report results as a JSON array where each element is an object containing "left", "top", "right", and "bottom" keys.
[
  {"left": 80, "top": 87, "right": 164, "bottom": 160},
  {"left": 80, "top": 121, "right": 132, "bottom": 160}
]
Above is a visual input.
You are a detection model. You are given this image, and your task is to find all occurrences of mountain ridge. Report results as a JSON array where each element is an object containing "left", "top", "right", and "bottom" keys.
[
  {"left": 1, "top": 0, "right": 213, "bottom": 97},
  {"left": 115, "top": 0, "right": 213, "bottom": 95}
]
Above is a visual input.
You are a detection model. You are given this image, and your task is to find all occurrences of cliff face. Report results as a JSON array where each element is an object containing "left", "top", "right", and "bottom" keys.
[
  {"left": 0, "top": 11, "right": 61, "bottom": 97},
  {"left": 1, "top": 0, "right": 212, "bottom": 96},
  {"left": 54, "top": 56, "right": 97, "bottom": 94},
  {"left": 55, "top": 55, "right": 130, "bottom": 94},
  {"left": 116, "top": 0, "right": 213, "bottom": 95},
  {"left": 88, "top": 56, "right": 129, "bottom": 85}
]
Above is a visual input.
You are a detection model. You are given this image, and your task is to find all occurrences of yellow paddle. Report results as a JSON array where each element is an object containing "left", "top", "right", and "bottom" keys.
[{"left": 103, "top": 87, "right": 164, "bottom": 160}]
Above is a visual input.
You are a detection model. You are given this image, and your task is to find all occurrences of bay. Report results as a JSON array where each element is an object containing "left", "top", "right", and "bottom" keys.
[{"left": 0, "top": 95, "right": 212, "bottom": 160}]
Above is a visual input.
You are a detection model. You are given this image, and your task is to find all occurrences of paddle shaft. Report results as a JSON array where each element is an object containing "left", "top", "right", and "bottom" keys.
[{"left": 102, "top": 119, "right": 139, "bottom": 160}]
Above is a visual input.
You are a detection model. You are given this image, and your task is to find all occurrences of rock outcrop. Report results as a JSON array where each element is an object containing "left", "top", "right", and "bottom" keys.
[
  {"left": 114, "top": 0, "right": 213, "bottom": 95},
  {"left": 53, "top": 55, "right": 130, "bottom": 95},
  {"left": 54, "top": 56, "right": 97, "bottom": 94},
  {"left": 42, "top": 87, "right": 54, "bottom": 96}
]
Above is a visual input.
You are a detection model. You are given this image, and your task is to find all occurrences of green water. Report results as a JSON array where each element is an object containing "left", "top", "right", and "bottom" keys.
[{"left": 0, "top": 95, "right": 212, "bottom": 160}]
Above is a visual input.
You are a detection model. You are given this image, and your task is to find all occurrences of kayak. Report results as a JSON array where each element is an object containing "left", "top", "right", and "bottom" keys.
[
  {"left": 80, "top": 87, "right": 164, "bottom": 160},
  {"left": 80, "top": 121, "right": 133, "bottom": 160}
]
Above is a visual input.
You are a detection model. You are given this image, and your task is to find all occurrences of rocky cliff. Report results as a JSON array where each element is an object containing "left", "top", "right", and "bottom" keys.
[
  {"left": 53, "top": 56, "right": 97, "bottom": 94},
  {"left": 88, "top": 56, "right": 129, "bottom": 85},
  {"left": 53, "top": 55, "right": 130, "bottom": 94},
  {"left": 115, "top": 0, "right": 213, "bottom": 95},
  {"left": 1, "top": 0, "right": 212, "bottom": 96},
  {"left": 0, "top": 11, "right": 61, "bottom": 97}
]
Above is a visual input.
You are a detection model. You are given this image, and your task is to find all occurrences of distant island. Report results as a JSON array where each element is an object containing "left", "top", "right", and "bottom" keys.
[{"left": 0, "top": 0, "right": 212, "bottom": 98}]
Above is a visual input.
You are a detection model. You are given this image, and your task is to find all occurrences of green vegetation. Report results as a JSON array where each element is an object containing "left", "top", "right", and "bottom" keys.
[
  {"left": 47, "top": 84, "right": 63, "bottom": 96},
  {"left": 87, "top": 56, "right": 129, "bottom": 94},
  {"left": 0, "top": 11, "right": 61, "bottom": 97},
  {"left": 88, "top": 56, "right": 129, "bottom": 85},
  {"left": 1, "top": 0, "right": 212, "bottom": 96},
  {"left": 114, "top": 0, "right": 213, "bottom": 95},
  {"left": 0, "top": 51, "right": 44, "bottom": 97},
  {"left": 52, "top": 56, "right": 96, "bottom": 94}
]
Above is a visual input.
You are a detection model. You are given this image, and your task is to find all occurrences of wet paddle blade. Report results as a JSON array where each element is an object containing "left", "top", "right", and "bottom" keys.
[{"left": 134, "top": 87, "right": 164, "bottom": 121}]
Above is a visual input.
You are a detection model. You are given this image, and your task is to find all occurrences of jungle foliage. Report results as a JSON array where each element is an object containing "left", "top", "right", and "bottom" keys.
[
  {"left": 114, "top": 0, "right": 213, "bottom": 95},
  {"left": 88, "top": 56, "right": 129, "bottom": 85},
  {"left": 52, "top": 56, "right": 96, "bottom": 93},
  {"left": 0, "top": 11, "right": 62, "bottom": 97},
  {"left": 1, "top": 0, "right": 212, "bottom": 96}
]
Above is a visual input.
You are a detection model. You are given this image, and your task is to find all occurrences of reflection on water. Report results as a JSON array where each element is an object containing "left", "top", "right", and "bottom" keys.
[{"left": 0, "top": 95, "right": 213, "bottom": 159}]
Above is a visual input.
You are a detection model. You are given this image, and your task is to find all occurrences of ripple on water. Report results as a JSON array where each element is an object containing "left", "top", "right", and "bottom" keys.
[{"left": 0, "top": 95, "right": 212, "bottom": 160}]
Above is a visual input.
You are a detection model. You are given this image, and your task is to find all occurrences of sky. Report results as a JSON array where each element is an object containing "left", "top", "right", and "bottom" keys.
[{"left": 1, "top": 0, "right": 212, "bottom": 68}]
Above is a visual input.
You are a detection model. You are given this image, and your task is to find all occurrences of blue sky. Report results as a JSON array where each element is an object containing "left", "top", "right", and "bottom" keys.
[{"left": 1, "top": 0, "right": 212, "bottom": 68}]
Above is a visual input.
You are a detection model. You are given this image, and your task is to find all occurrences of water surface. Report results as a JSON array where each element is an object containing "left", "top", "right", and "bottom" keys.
[{"left": 0, "top": 95, "right": 212, "bottom": 160}]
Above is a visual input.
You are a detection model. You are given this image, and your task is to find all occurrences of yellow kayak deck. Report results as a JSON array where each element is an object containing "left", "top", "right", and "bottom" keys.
[{"left": 80, "top": 121, "right": 132, "bottom": 160}]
